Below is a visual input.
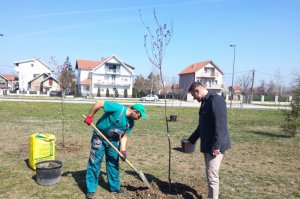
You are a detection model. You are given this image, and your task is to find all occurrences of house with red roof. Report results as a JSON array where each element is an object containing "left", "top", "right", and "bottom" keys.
[
  {"left": 75, "top": 55, "right": 134, "bottom": 97},
  {"left": 0, "top": 74, "right": 18, "bottom": 90},
  {"left": 179, "top": 60, "right": 224, "bottom": 96}
]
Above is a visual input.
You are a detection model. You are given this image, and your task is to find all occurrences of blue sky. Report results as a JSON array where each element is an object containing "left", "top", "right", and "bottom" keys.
[{"left": 0, "top": 0, "right": 299, "bottom": 87}]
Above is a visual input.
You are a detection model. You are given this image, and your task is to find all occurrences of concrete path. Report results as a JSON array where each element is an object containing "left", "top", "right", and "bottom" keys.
[{"left": 0, "top": 97, "right": 290, "bottom": 110}]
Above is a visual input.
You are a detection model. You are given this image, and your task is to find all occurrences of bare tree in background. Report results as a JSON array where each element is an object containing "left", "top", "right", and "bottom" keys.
[
  {"left": 140, "top": 9, "right": 173, "bottom": 192},
  {"left": 258, "top": 79, "right": 275, "bottom": 96},
  {"left": 236, "top": 73, "right": 252, "bottom": 95},
  {"left": 49, "top": 56, "right": 75, "bottom": 146},
  {"left": 273, "top": 69, "right": 284, "bottom": 96}
]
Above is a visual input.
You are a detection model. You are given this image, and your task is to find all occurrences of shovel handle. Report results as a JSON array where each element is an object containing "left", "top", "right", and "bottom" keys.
[{"left": 82, "top": 115, "right": 139, "bottom": 173}]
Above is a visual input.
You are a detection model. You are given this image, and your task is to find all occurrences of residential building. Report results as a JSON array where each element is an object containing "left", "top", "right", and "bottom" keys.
[
  {"left": 229, "top": 86, "right": 242, "bottom": 95},
  {"left": 0, "top": 74, "right": 18, "bottom": 90},
  {"left": 28, "top": 73, "right": 60, "bottom": 92},
  {"left": 75, "top": 55, "right": 135, "bottom": 97},
  {"left": 179, "top": 60, "right": 224, "bottom": 96},
  {"left": 14, "top": 57, "right": 58, "bottom": 92}
]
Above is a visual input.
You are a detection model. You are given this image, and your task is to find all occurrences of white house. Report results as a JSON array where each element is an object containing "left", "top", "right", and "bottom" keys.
[
  {"left": 75, "top": 55, "right": 135, "bottom": 97},
  {"left": 14, "top": 57, "right": 57, "bottom": 92},
  {"left": 179, "top": 60, "right": 224, "bottom": 97}
]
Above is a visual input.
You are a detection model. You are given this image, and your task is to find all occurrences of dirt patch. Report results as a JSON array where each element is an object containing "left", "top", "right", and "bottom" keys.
[
  {"left": 3, "top": 144, "right": 28, "bottom": 157},
  {"left": 121, "top": 171, "right": 202, "bottom": 199},
  {"left": 176, "top": 118, "right": 193, "bottom": 123},
  {"left": 56, "top": 143, "right": 84, "bottom": 153},
  {"left": 122, "top": 180, "right": 202, "bottom": 199}
]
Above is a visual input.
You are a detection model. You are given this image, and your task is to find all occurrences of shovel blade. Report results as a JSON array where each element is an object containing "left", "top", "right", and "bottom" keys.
[{"left": 139, "top": 170, "right": 151, "bottom": 189}]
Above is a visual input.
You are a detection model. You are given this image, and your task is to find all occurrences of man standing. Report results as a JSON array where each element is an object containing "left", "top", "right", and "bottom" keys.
[
  {"left": 186, "top": 82, "right": 231, "bottom": 199},
  {"left": 84, "top": 101, "right": 147, "bottom": 199}
]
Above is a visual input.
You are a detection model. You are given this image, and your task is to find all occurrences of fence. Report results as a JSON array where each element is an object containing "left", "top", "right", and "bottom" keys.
[{"left": 224, "top": 94, "right": 292, "bottom": 104}]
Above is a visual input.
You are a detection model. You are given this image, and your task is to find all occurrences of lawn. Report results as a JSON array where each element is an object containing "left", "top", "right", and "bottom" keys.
[{"left": 0, "top": 101, "right": 299, "bottom": 199}]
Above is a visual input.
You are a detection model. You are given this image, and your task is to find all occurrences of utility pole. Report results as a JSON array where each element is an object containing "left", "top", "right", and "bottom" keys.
[
  {"left": 250, "top": 69, "right": 255, "bottom": 103},
  {"left": 229, "top": 44, "right": 236, "bottom": 108}
]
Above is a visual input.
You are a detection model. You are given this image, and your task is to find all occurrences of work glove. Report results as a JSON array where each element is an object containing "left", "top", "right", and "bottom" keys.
[
  {"left": 120, "top": 151, "right": 126, "bottom": 161},
  {"left": 84, "top": 115, "right": 93, "bottom": 125}
]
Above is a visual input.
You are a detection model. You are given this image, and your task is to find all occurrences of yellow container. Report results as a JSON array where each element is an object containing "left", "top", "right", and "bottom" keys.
[{"left": 29, "top": 133, "right": 56, "bottom": 170}]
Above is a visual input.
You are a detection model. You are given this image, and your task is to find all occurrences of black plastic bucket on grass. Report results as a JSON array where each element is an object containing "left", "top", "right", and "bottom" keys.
[
  {"left": 181, "top": 139, "right": 195, "bottom": 153},
  {"left": 169, "top": 115, "right": 177, "bottom": 122},
  {"left": 35, "top": 160, "right": 63, "bottom": 185}
]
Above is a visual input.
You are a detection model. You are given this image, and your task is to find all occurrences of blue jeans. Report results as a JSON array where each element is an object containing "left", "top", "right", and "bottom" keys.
[{"left": 86, "top": 134, "right": 120, "bottom": 193}]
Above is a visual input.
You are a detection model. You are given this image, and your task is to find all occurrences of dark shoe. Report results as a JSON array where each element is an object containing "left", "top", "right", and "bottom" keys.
[
  {"left": 86, "top": 192, "right": 94, "bottom": 199},
  {"left": 114, "top": 188, "right": 126, "bottom": 194}
]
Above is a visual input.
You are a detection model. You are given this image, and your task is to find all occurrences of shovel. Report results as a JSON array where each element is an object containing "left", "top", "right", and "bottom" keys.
[{"left": 82, "top": 115, "right": 151, "bottom": 189}]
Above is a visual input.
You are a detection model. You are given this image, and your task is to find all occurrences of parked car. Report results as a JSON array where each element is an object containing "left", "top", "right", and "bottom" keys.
[
  {"left": 140, "top": 94, "right": 159, "bottom": 101},
  {"left": 49, "top": 90, "right": 62, "bottom": 97}
]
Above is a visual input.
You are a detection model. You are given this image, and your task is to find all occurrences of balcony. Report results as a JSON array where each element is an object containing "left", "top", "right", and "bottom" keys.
[
  {"left": 94, "top": 81, "right": 131, "bottom": 86},
  {"left": 198, "top": 72, "right": 216, "bottom": 78},
  {"left": 105, "top": 69, "right": 120, "bottom": 74},
  {"left": 204, "top": 83, "right": 223, "bottom": 89}
]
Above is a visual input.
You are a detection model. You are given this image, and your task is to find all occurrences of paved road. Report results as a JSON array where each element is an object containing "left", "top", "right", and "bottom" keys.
[{"left": 0, "top": 97, "right": 290, "bottom": 110}]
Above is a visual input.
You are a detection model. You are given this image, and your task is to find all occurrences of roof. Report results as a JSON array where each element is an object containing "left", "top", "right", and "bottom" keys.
[
  {"left": 80, "top": 78, "right": 91, "bottom": 85},
  {"left": 0, "top": 74, "right": 18, "bottom": 81},
  {"left": 123, "top": 62, "right": 135, "bottom": 70},
  {"left": 13, "top": 57, "right": 52, "bottom": 71},
  {"left": 229, "top": 86, "right": 241, "bottom": 90},
  {"left": 76, "top": 57, "right": 109, "bottom": 69},
  {"left": 179, "top": 60, "right": 224, "bottom": 75},
  {"left": 28, "top": 73, "right": 50, "bottom": 83},
  {"left": 41, "top": 76, "right": 59, "bottom": 83},
  {"left": 76, "top": 55, "right": 135, "bottom": 70}
]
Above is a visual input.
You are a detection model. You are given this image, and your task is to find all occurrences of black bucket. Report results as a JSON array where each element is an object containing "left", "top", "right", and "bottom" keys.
[
  {"left": 169, "top": 115, "right": 177, "bottom": 122},
  {"left": 181, "top": 139, "right": 195, "bottom": 153},
  {"left": 35, "top": 160, "right": 63, "bottom": 185}
]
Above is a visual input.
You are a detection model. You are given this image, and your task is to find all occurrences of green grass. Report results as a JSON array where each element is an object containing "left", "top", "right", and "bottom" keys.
[{"left": 0, "top": 101, "right": 299, "bottom": 199}]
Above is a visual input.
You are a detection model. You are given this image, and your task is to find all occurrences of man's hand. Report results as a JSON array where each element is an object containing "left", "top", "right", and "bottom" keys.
[
  {"left": 212, "top": 148, "right": 221, "bottom": 156},
  {"left": 84, "top": 115, "right": 93, "bottom": 125},
  {"left": 120, "top": 151, "right": 126, "bottom": 161}
]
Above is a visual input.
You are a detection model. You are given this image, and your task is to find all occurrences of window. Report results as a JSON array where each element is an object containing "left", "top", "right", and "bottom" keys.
[
  {"left": 107, "top": 65, "right": 118, "bottom": 73},
  {"left": 108, "top": 65, "right": 117, "bottom": 70},
  {"left": 86, "top": 86, "right": 89, "bottom": 91},
  {"left": 199, "top": 79, "right": 206, "bottom": 85},
  {"left": 31, "top": 64, "right": 34, "bottom": 67},
  {"left": 206, "top": 68, "right": 214, "bottom": 76},
  {"left": 49, "top": 79, "right": 53, "bottom": 86}
]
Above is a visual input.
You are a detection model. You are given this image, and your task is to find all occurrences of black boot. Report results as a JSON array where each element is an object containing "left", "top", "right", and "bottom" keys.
[{"left": 86, "top": 192, "right": 94, "bottom": 199}]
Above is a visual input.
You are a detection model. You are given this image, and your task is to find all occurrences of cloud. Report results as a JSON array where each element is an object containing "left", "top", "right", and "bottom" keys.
[
  {"left": 24, "top": 0, "right": 221, "bottom": 19},
  {"left": 13, "top": 16, "right": 139, "bottom": 38}
]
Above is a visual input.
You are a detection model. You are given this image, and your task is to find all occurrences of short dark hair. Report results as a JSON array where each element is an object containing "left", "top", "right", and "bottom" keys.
[{"left": 188, "top": 82, "right": 203, "bottom": 92}]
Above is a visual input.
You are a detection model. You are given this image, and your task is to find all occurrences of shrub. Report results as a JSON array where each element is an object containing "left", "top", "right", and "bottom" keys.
[
  {"left": 114, "top": 88, "right": 119, "bottom": 97},
  {"left": 97, "top": 87, "right": 101, "bottom": 97},
  {"left": 106, "top": 88, "right": 109, "bottom": 97},
  {"left": 282, "top": 74, "right": 300, "bottom": 137},
  {"left": 124, "top": 89, "right": 128, "bottom": 98}
]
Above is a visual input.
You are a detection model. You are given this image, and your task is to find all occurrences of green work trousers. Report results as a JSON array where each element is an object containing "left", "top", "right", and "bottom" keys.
[{"left": 86, "top": 134, "right": 120, "bottom": 193}]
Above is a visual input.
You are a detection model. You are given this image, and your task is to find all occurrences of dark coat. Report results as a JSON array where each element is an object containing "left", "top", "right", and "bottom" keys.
[{"left": 188, "top": 91, "right": 231, "bottom": 154}]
